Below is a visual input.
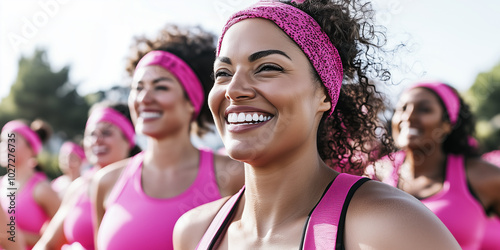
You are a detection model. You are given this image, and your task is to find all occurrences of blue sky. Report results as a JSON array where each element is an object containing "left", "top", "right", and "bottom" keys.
[{"left": 1, "top": 0, "right": 500, "bottom": 106}]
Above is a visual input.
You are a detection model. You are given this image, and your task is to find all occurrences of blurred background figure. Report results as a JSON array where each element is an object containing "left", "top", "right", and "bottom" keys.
[
  {"left": 91, "top": 24, "right": 244, "bottom": 250},
  {"left": 0, "top": 119, "right": 61, "bottom": 249},
  {"left": 34, "top": 102, "right": 140, "bottom": 250},
  {"left": 371, "top": 82, "right": 500, "bottom": 249},
  {"left": 51, "top": 141, "right": 87, "bottom": 198},
  {"left": 480, "top": 149, "right": 500, "bottom": 250}
]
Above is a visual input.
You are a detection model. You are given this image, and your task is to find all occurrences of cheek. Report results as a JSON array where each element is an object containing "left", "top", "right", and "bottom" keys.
[
  {"left": 128, "top": 93, "right": 138, "bottom": 121},
  {"left": 208, "top": 87, "right": 226, "bottom": 116}
]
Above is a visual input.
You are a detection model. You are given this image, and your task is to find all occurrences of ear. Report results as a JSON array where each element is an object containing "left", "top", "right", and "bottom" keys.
[
  {"left": 441, "top": 121, "right": 452, "bottom": 135},
  {"left": 317, "top": 89, "right": 331, "bottom": 113}
]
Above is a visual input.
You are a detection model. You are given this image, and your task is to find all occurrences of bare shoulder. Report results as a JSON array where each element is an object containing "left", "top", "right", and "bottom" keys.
[
  {"left": 91, "top": 158, "right": 131, "bottom": 204},
  {"left": 344, "top": 180, "right": 460, "bottom": 249},
  {"left": 213, "top": 153, "right": 245, "bottom": 197},
  {"left": 173, "top": 196, "right": 231, "bottom": 250}
]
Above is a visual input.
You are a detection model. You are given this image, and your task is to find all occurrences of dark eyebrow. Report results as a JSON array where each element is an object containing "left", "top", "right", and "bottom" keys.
[
  {"left": 137, "top": 76, "right": 173, "bottom": 85},
  {"left": 248, "top": 50, "right": 291, "bottom": 62},
  {"left": 216, "top": 57, "right": 232, "bottom": 65}
]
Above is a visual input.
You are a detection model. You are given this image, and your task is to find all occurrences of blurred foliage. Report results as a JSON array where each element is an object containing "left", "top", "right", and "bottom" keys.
[
  {"left": 0, "top": 48, "right": 90, "bottom": 141},
  {"left": 466, "top": 61, "right": 500, "bottom": 152}
]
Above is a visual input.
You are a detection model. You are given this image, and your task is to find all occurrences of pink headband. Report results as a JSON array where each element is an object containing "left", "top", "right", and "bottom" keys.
[
  {"left": 85, "top": 107, "right": 135, "bottom": 149},
  {"left": 1, "top": 120, "right": 43, "bottom": 155},
  {"left": 408, "top": 82, "right": 460, "bottom": 126},
  {"left": 136, "top": 50, "right": 205, "bottom": 119},
  {"left": 60, "top": 142, "right": 86, "bottom": 161},
  {"left": 218, "top": 1, "right": 344, "bottom": 116}
]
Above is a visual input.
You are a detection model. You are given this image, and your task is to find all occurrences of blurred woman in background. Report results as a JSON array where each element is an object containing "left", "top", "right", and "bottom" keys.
[
  {"left": 34, "top": 102, "right": 140, "bottom": 250},
  {"left": 51, "top": 141, "right": 87, "bottom": 198},
  {"left": 0, "top": 119, "right": 60, "bottom": 249}
]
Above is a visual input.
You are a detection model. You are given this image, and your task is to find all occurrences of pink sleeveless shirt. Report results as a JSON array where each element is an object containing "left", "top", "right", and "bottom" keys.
[
  {"left": 383, "top": 152, "right": 486, "bottom": 250},
  {"left": 196, "top": 174, "right": 369, "bottom": 249},
  {"left": 1, "top": 172, "right": 49, "bottom": 250},
  {"left": 97, "top": 149, "right": 222, "bottom": 250},
  {"left": 62, "top": 168, "right": 98, "bottom": 250}
]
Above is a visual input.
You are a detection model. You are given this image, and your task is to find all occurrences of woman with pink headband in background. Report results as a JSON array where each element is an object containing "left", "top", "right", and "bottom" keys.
[
  {"left": 370, "top": 81, "right": 500, "bottom": 249},
  {"left": 480, "top": 150, "right": 500, "bottom": 249},
  {"left": 174, "top": 0, "right": 459, "bottom": 249},
  {"left": 51, "top": 141, "right": 87, "bottom": 198},
  {"left": 34, "top": 102, "right": 141, "bottom": 250},
  {"left": 0, "top": 119, "right": 60, "bottom": 249},
  {"left": 90, "top": 25, "right": 244, "bottom": 250}
]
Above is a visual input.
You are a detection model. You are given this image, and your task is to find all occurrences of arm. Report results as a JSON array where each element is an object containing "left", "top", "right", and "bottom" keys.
[
  {"left": 33, "top": 178, "right": 85, "bottom": 250},
  {"left": 467, "top": 158, "right": 500, "bottom": 216},
  {"left": 89, "top": 160, "right": 128, "bottom": 249},
  {"left": 345, "top": 181, "right": 460, "bottom": 249},
  {"left": 173, "top": 197, "right": 230, "bottom": 250},
  {"left": 27, "top": 180, "right": 62, "bottom": 247},
  {"left": 0, "top": 203, "right": 25, "bottom": 250}
]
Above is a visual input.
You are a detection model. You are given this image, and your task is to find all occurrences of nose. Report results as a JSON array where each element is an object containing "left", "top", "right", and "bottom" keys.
[
  {"left": 136, "top": 87, "right": 153, "bottom": 104},
  {"left": 400, "top": 105, "right": 416, "bottom": 123},
  {"left": 225, "top": 71, "right": 256, "bottom": 101}
]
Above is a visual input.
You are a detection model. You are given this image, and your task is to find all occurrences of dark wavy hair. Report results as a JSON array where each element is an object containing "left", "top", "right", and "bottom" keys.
[
  {"left": 284, "top": 0, "right": 395, "bottom": 175},
  {"left": 125, "top": 24, "right": 216, "bottom": 137},
  {"left": 427, "top": 85, "right": 478, "bottom": 157}
]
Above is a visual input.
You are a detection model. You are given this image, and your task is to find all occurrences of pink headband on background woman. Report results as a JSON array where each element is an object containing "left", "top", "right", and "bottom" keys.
[
  {"left": 85, "top": 107, "right": 136, "bottom": 149},
  {"left": 136, "top": 50, "right": 205, "bottom": 119},
  {"left": 408, "top": 82, "right": 460, "bottom": 126},
  {"left": 60, "top": 142, "right": 86, "bottom": 161},
  {"left": 1, "top": 120, "right": 43, "bottom": 155},
  {"left": 218, "top": 1, "right": 344, "bottom": 116}
]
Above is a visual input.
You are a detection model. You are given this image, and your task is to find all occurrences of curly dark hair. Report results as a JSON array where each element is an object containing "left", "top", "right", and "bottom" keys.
[
  {"left": 426, "top": 85, "right": 478, "bottom": 157},
  {"left": 125, "top": 24, "right": 216, "bottom": 137},
  {"left": 284, "top": 0, "right": 395, "bottom": 175}
]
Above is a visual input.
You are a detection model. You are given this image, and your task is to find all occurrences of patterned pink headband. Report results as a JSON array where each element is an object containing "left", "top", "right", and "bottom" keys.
[
  {"left": 60, "top": 142, "right": 86, "bottom": 161},
  {"left": 1, "top": 120, "right": 43, "bottom": 155},
  {"left": 136, "top": 50, "right": 205, "bottom": 119},
  {"left": 218, "top": 1, "right": 344, "bottom": 116},
  {"left": 407, "top": 82, "right": 460, "bottom": 126},
  {"left": 85, "top": 107, "right": 136, "bottom": 149}
]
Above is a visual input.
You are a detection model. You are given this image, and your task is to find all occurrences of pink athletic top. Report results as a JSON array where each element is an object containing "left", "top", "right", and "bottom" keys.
[
  {"left": 480, "top": 217, "right": 500, "bottom": 249},
  {"left": 383, "top": 152, "right": 486, "bottom": 250},
  {"left": 98, "top": 149, "right": 222, "bottom": 250},
  {"left": 62, "top": 168, "right": 98, "bottom": 250},
  {"left": 1, "top": 172, "right": 49, "bottom": 249},
  {"left": 196, "top": 174, "right": 368, "bottom": 249}
]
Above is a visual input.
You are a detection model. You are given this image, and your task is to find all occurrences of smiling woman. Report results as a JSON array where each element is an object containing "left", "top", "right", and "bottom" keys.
[
  {"left": 89, "top": 24, "right": 244, "bottom": 250},
  {"left": 173, "top": 0, "right": 460, "bottom": 249}
]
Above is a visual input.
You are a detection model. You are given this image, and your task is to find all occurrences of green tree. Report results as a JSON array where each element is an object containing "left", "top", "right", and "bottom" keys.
[
  {"left": 466, "top": 61, "right": 500, "bottom": 152},
  {"left": 0, "top": 48, "right": 89, "bottom": 142}
]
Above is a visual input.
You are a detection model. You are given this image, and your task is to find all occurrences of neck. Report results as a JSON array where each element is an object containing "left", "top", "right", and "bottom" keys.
[
  {"left": 240, "top": 149, "right": 336, "bottom": 236},
  {"left": 403, "top": 147, "right": 447, "bottom": 178},
  {"left": 144, "top": 132, "right": 199, "bottom": 170}
]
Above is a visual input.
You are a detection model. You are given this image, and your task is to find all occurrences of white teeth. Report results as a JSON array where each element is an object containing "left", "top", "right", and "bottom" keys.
[
  {"left": 228, "top": 113, "right": 237, "bottom": 123},
  {"left": 140, "top": 112, "right": 161, "bottom": 119},
  {"left": 237, "top": 113, "right": 246, "bottom": 122},
  {"left": 227, "top": 112, "right": 273, "bottom": 124},
  {"left": 408, "top": 128, "right": 419, "bottom": 136}
]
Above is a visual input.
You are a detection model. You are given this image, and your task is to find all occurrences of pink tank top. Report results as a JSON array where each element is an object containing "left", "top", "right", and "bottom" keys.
[
  {"left": 384, "top": 152, "right": 486, "bottom": 250},
  {"left": 1, "top": 172, "right": 49, "bottom": 250},
  {"left": 97, "top": 149, "right": 222, "bottom": 250},
  {"left": 1, "top": 172, "right": 49, "bottom": 233},
  {"left": 480, "top": 217, "right": 500, "bottom": 249},
  {"left": 62, "top": 168, "right": 98, "bottom": 250},
  {"left": 196, "top": 174, "right": 368, "bottom": 249}
]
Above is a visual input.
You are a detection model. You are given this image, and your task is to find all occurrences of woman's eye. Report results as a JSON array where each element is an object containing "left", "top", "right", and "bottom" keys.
[
  {"left": 155, "top": 86, "right": 168, "bottom": 91},
  {"left": 214, "top": 70, "right": 231, "bottom": 79},
  {"left": 257, "top": 64, "right": 283, "bottom": 73}
]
